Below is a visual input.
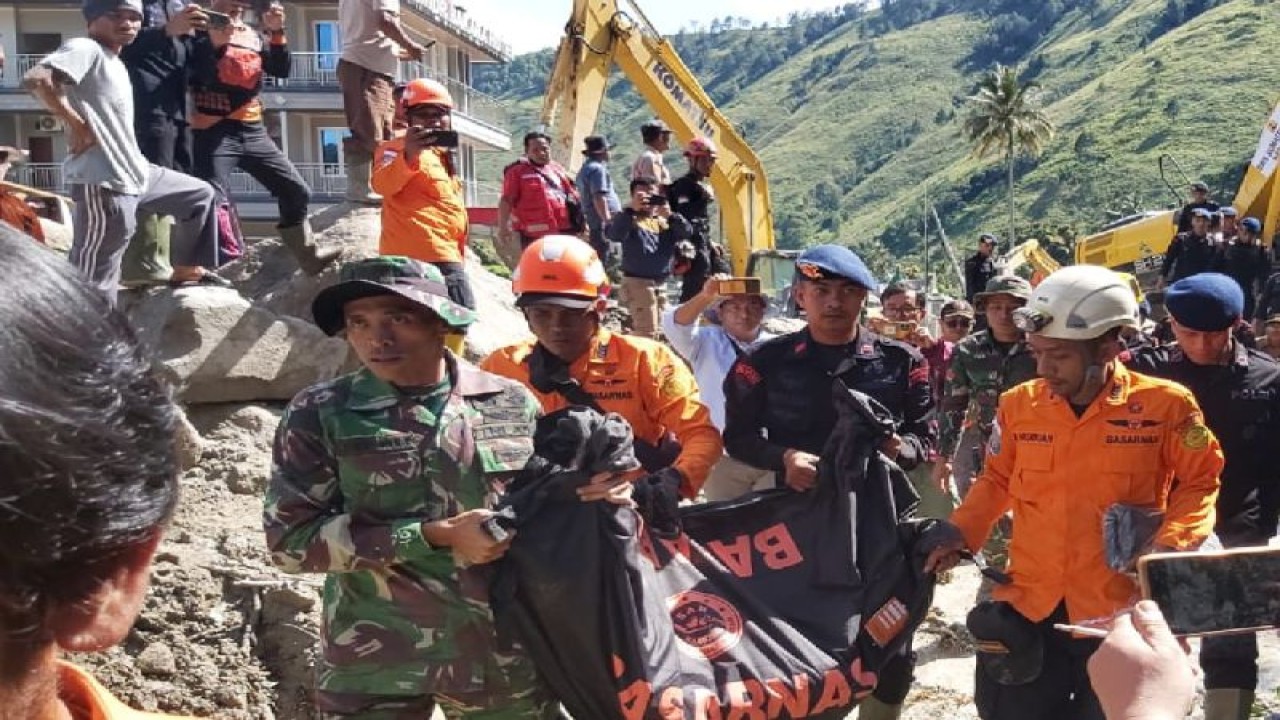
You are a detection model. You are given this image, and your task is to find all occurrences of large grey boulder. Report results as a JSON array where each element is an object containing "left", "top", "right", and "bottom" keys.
[
  {"left": 221, "top": 204, "right": 531, "bottom": 363},
  {"left": 124, "top": 286, "right": 350, "bottom": 404}
]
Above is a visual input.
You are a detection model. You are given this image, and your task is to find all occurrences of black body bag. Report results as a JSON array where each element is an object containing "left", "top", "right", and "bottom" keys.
[{"left": 490, "top": 383, "right": 936, "bottom": 719}]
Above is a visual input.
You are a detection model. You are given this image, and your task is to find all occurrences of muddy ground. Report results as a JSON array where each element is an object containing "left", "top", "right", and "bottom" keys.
[{"left": 72, "top": 402, "right": 1280, "bottom": 719}]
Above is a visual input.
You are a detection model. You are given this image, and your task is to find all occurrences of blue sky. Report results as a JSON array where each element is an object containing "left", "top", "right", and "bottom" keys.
[{"left": 464, "top": 0, "right": 847, "bottom": 54}]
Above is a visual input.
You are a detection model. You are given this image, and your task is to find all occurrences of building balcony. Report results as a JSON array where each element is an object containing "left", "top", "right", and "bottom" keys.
[
  {"left": 400, "top": 0, "right": 512, "bottom": 62},
  {"left": 269, "top": 53, "right": 508, "bottom": 132},
  {"left": 1, "top": 54, "right": 508, "bottom": 146},
  {"left": 9, "top": 162, "right": 501, "bottom": 207}
]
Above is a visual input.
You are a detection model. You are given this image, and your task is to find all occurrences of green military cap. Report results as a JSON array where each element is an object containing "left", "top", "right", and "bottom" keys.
[
  {"left": 974, "top": 275, "right": 1033, "bottom": 310},
  {"left": 311, "top": 256, "right": 475, "bottom": 336}
]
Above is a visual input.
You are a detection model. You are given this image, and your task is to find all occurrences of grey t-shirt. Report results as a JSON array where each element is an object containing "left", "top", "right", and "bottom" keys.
[{"left": 42, "top": 37, "right": 149, "bottom": 195}]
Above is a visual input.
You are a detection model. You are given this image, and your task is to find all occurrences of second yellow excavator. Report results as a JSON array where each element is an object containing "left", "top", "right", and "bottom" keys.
[
  {"left": 1074, "top": 97, "right": 1280, "bottom": 295},
  {"left": 539, "top": 0, "right": 790, "bottom": 285}
]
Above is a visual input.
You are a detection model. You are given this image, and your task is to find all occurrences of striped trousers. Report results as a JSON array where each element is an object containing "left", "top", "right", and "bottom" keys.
[{"left": 69, "top": 164, "right": 219, "bottom": 305}]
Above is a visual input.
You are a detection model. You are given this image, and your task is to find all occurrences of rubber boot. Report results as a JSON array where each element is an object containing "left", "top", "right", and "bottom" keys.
[
  {"left": 279, "top": 221, "right": 342, "bottom": 275},
  {"left": 344, "top": 149, "right": 381, "bottom": 206},
  {"left": 120, "top": 213, "right": 173, "bottom": 287},
  {"left": 856, "top": 698, "right": 903, "bottom": 720},
  {"left": 1202, "top": 688, "right": 1254, "bottom": 720},
  {"left": 445, "top": 333, "right": 465, "bottom": 357}
]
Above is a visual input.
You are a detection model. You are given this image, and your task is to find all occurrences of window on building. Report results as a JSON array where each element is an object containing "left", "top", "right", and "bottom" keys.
[
  {"left": 317, "top": 128, "right": 349, "bottom": 176},
  {"left": 314, "top": 21, "right": 340, "bottom": 78}
]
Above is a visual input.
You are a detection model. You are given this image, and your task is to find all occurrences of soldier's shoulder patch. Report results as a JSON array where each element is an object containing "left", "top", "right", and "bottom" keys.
[{"left": 653, "top": 360, "right": 694, "bottom": 398}]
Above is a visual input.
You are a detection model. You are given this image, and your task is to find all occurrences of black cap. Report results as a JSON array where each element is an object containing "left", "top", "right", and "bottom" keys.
[
  {"left": 582, "top": 135, "right": 614, "bottom": 156},
  {"left": 641, "top": 120, "right": 672, "bottom": 143}
]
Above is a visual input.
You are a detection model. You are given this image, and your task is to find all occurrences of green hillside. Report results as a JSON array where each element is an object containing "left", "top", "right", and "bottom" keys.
[{"left": 474, "top": 0, "right": 1280, "bottom": 291}]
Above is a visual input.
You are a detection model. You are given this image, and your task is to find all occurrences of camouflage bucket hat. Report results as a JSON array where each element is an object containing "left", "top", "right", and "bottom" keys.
[
  {"left": 974, "top": 275, "right": 1033, "bottom": 310},
  {"left": 311, "top": 256, "right": 476, "bottom": 336}
]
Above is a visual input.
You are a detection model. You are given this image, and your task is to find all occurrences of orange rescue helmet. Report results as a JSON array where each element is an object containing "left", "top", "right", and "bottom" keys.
[
  {"left": 512, "top": 235, "right": 610, "bottom": 309},
  {"left": 684, "top": 137, "right": 718, "bottom": 158},
  {"left": 401, "top": 78, "right": 454, "bottom": 110}
]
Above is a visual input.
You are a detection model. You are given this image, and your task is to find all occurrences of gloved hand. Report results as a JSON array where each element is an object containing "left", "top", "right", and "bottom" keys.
[
  {"left": 631, "top": 466, "right": 685, "bottom": 534},
  {"left": 916, "top": 519, "right": 967, "bottom": 574}
]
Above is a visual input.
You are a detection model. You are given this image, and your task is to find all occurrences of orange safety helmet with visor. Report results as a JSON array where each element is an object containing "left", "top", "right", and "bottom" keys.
[
  {"left": 401, "top": 78, "right": 454, "bottom": 110},
  {"left": 512, "top": 234, "right": 611, "bottom": 308}
]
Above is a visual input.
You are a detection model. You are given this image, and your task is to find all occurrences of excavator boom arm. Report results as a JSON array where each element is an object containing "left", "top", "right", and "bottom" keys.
[{"left": 540, "top": 0, "right": 776, "bottom": 275}]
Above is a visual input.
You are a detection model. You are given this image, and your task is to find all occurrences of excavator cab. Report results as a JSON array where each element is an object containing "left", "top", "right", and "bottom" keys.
[{"left": 745, "top": 249, "right": 801, "bottom": 317}]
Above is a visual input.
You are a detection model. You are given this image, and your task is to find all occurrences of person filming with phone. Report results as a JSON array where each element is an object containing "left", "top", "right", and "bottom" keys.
[
  {"left": 189, "top": 0, "right": 341, "bottom": 275},
  {"left": 372, "top": 78, "right": 473, "bottom": 356},
  {"left": 919, "top": 265, "right": 1224, "bottom": 720},
  {"left": 662, "top": 273, "right": 775, "bottom": 500},
  {"left": 607, "top": 175, "right": 692, "bottom": 339}
]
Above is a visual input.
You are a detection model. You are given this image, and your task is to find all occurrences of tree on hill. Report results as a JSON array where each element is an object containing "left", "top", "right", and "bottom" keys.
[{"left": 962, "top": 63, "right": 1055, "bottom": 245}]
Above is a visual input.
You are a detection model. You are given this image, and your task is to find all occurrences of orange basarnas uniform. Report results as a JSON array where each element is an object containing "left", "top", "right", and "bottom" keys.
[
  {"left": 481, "top": 330, "right": 723, "bottom": 497},
  {"left": 372, "top": 139, "right": 467, "bottom": 263},
  {"left": 951, "top": 362, "right": 1223, "bottom": 623}
]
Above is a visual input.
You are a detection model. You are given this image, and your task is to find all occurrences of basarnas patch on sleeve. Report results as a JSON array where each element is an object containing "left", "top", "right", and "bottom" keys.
[
  {"left": 1180, "top": 421, "right": 1210, "bottom": 451},
  {"left": 380, "top": 148, "right": 400, "bottom": 167},
  {"left": 657, "top": 364, "right": 695, "bottom": 398}
]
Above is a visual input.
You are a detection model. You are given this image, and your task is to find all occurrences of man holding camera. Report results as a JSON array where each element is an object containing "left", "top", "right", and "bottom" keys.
[
  {"left": 189, "top": 0, "right": 340, "bottom": 274},
  {"left": 663, "top": 273, "right": 775, "bottom": 500},
  {"left": 1123, "top": 273, "right": 1280, "bottom": 720},
  {"left": 607, "top": 175, "right": 691, "bottom": 339},
  {"left": 371, "top": 78, "right": 471, "bottom": 355}
]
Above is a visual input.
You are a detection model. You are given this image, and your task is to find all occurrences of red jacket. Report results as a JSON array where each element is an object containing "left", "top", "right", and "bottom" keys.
[{"left": 501, "top": 158, "right": 577, "bottom": 238}]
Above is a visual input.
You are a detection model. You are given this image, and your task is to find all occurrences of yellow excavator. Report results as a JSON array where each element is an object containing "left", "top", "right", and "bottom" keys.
[
  {"left": 540, "top": 0, "right": 791, "bottom": 288},
  {"left": 1074, "top": 97, "right": 1280, "bottom": 295}
]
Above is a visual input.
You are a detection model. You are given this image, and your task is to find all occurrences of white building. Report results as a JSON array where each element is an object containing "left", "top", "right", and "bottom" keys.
[{"left": 0, "top": 0, "right": 510, "bottom": 218}]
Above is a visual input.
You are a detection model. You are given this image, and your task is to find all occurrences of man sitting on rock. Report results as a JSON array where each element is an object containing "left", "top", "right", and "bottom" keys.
[
  {"left": 482, "top": 234, "right": 722, "bottom": 502},
  {"left": 264, "top": 256, "right": 566, "bottom": 719}
]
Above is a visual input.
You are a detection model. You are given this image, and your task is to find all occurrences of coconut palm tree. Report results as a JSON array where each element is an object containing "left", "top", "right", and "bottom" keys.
[{"left": 962, "top": 64, "right": 1056, "bottom": 245}]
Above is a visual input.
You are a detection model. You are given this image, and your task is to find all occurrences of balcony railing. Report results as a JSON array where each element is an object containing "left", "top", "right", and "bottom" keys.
[
  {"left": 269, "top": 53, "right": 506, "bottom": 131},
  {"left": 401, "top": 0, "right": 512, "bottom": 61},
  {"left": 1, "top": 55, "right": 45, "bottom": 88},
  {"left": 11, "top": 162, "right": 501, "bottom": 207}
]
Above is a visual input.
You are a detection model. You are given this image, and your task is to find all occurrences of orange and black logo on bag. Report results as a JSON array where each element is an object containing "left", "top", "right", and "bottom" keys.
[{"left": 667, "top": 591, "right": 743, "bottom": 660}]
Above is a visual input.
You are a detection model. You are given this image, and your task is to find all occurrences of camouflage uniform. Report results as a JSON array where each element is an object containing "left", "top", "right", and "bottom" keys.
[
  {"left": 266, "top": 256, "right": 559, "bottom": 720},
  {"left": 938, "top": 330, "right": 1037, "bottom": 495}
]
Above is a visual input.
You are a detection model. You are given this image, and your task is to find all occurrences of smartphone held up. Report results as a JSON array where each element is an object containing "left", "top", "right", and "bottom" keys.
[{"left": 1137, "top": 546, "right": 1280, "bottom": 637}]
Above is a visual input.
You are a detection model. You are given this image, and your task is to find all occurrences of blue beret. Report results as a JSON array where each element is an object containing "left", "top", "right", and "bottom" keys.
[
  {"left": 795, "top": 245, "right": 877, "bottom": 290},
  {"left": 1191, "top": 207, "right": 1214, "bottom": 219},
  {"left": 1165, "top": 273, "right": 1244, "bottom": 331},
  {"left": 1242, "top": 217, "right": 1262, "bottom": 233},
  {"left": 1219, "top": 206, "right": 1238, "bottom": 217}
]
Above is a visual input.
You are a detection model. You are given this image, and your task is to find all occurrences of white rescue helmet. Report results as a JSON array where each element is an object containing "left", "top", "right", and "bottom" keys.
[{"left": 1012, "top": 265, "right": 1139, "bottom": 341}]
